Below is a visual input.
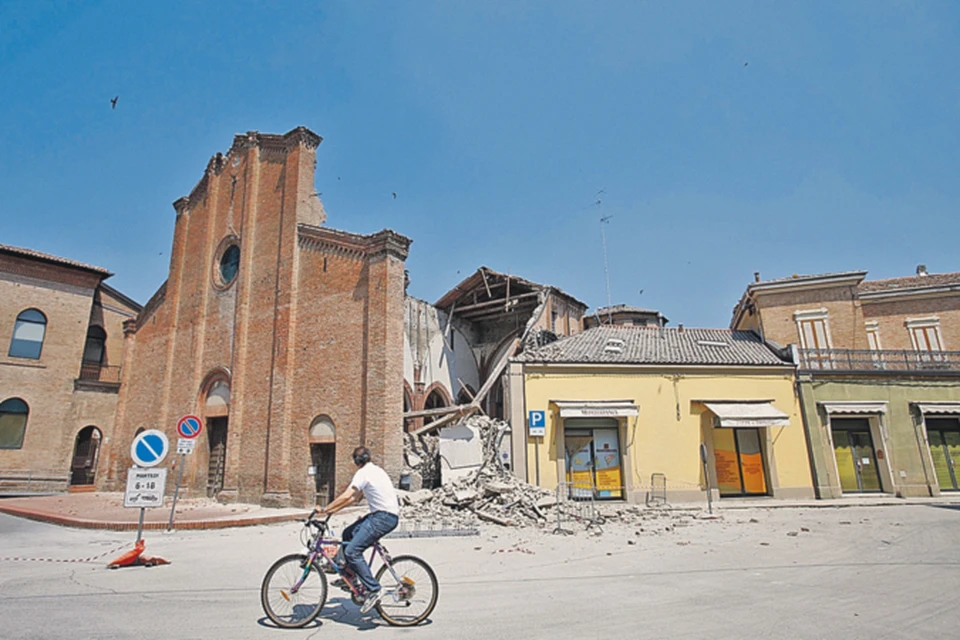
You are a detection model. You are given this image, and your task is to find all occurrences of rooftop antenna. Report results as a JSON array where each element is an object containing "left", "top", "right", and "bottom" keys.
[{"left": 596, "top": 190, "right": 613, "bottom": 323}]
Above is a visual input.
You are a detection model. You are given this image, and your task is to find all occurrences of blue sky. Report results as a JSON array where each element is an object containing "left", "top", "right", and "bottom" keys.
[{"left": 2, "top": 1, "right": 958, "bottom": 327}]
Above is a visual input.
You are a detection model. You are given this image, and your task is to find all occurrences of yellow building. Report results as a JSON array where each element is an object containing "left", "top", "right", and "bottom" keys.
[{"left": 508, "top": 325, "right": 815, "bottom": 503}]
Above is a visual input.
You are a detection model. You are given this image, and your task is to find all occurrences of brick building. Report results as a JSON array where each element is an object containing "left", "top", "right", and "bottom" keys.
[
  {"left": 731, "top": 267, "right": 960, "bottom": 497},
  {"left": 0, "top": 245, "right": 140, "bottom": 491},
  {"left": 108, "top": 127, "right": 411, "bottom": 507}
]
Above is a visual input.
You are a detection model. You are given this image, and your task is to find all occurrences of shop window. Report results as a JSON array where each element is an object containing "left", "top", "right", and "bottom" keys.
[
  {"left": 563, "top": 419, "right": 623, "bottom": 499},
  {"left": 0, "top": 398, "right": 29, "bottom": 449},
  {"left": 9, "top": 309, "right": 47, "bottom": 359}
]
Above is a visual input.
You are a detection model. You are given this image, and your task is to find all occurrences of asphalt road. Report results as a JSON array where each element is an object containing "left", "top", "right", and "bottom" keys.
[{"left": 1, "top": 504, "right": 959, "bottom": 639}]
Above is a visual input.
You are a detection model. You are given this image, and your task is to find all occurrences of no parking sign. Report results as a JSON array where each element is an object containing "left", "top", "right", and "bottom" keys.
[
  {"left": 130, "top": 430, "right": 169, "bottom": 468},
  {"left": 176, "top": 415, "right": 203, "bottom": 439}
]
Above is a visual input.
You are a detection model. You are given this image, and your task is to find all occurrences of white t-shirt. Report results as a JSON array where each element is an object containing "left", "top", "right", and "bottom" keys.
[{"left": 350, "top": 463, "right": 400, "bottom": 516}]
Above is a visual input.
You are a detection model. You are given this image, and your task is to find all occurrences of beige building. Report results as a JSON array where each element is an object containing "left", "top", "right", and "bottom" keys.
[
  {"left": 0, "top": 244, "right": 140, "bottom": 492},
  {"left": 731, "top": 266, "right": 960, "bottom": 498}
]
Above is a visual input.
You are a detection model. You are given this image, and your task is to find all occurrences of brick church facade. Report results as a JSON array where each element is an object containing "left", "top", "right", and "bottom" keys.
[{"left": 106, "top": 127, "right": 410, "bottom": 507}]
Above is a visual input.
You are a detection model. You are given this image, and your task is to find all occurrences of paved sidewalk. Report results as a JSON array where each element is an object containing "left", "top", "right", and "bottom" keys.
[
  {"left": 0, "top": 492, "right": 310, "bottom": 531},
  {"left": 713, "top": 494, "right": 960, "bottom": 510}
]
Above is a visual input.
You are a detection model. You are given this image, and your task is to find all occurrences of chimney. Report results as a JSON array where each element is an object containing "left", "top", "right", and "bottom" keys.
[
  {"left": 916, "top": 264, "right": 928, "bottom": 277},
  {"left": 754, "top": 271, "right": 761, "bottom": 283},
  {"left": 678, "top": 323, "right": 684, "bottom": 334}
]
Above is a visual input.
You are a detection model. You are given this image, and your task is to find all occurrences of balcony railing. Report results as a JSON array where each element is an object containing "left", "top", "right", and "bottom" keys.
[
  {"left": 798, "top": 348, "right": 960, "bottom": 373},
  {"left": 78, "top": 362, "right": 122, "bottom": 383}
]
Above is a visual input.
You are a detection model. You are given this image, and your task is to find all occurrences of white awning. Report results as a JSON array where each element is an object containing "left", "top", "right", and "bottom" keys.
[
  {"left": 704, "top": 402, "right": 790, "bottom": 428},
  {"left": 552, "top": 400, "right": 639, "bottom": 418},
  {"left": 914, "top": 402, "right": 960, "bottom": 416},
  {"left": 819, "top": 401, "right": 888, "bottom": 415}
]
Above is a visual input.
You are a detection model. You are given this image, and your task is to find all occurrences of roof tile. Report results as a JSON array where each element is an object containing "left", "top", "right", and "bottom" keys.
[{"left": 516, "top": 325, "right": 789, "bottom": 366}]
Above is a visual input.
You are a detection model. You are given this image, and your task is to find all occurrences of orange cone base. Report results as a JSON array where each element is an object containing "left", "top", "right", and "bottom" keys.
[
  {"left": 138, "top": 555, "right": 170, "bottom": 567},
  {"left": 107, "top": 539, "right": 147, "bottom": 568}
]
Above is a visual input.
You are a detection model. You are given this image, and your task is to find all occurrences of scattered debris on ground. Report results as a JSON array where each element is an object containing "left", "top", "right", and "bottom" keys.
[{"left": 398, "top": 414, "right": 717, "bottom": 536}]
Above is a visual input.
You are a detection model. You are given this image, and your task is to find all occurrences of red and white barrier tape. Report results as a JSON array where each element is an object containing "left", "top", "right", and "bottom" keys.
[{"left": 1, "top": 542, "right": 130, "bottom": 564}]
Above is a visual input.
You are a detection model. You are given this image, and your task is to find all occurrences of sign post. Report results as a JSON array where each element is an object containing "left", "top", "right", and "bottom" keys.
[
  {"left": 700, "top": 443, "right": 713, "bottom": 515},
  {"left": 528, "top": 411, "right": 546, "bottom": 486},
  {"left": 167, "top": 415, "right": 203, "bottom": 532},
  {"left": 127, "top": 429, "right": 170, "bottom": 542}
]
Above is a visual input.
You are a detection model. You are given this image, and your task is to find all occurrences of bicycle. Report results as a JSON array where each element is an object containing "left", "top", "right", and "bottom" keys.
[{"left": 260, "top": 514, "right": 439, "bottom": 628}]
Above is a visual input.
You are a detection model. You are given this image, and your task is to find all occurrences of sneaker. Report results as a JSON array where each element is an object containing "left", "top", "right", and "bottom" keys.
[{"left": 359, "top": 589, "right": 383, "bottom": 614}]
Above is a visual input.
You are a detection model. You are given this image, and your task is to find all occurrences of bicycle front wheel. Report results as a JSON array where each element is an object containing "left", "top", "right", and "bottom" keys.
[
  {"left": 260, "top": 553, "right": 328, "bottom": 628},
  {"left": 375, "top": 555, "right": 438, "bottom": 626}
]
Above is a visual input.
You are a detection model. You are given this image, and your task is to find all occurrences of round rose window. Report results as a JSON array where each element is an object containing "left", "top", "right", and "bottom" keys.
[{"left": 219, "top": 244, "right": 240, "bottom": 285}]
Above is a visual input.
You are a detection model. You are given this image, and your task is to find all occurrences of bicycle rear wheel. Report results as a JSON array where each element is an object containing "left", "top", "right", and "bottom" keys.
[
  {"left": 375, "top": 555, "right": 438, "bottom": 626},
  {"left": 260, "top": 553, "right": 328, "bottom": 628}
]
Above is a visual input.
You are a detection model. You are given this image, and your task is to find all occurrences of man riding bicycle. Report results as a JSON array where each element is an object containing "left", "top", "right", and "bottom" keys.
[{"left": 312, "top": 446, "right": 400, "bottom": 613}]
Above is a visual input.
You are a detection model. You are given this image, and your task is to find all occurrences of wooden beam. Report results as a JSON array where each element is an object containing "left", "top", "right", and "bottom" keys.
[
  {"left": 457, "top": 378, "right": 487, "bottom": 416},
  {"left": 403, "top": 404, "right": 470, "bottom": 420},
  {"left": 480, "top": 268, "right": 493, "bottom": 299},
  {"left": 409, "top": 405, "right": 478, "bottom": 436},
  {"left": 453, "top": 291, "right": 539, "bottom": 314},
  {"left": 470, "top": 338, "right": 520, "bottom": 409},
  {"left": 459, "top": 302, "right": 538, "bottom": 322}
]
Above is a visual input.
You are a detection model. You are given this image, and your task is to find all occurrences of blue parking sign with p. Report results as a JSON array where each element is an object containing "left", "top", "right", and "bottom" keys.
[{"left": 528, "top": 410, "right": 546, "bottom": 437}]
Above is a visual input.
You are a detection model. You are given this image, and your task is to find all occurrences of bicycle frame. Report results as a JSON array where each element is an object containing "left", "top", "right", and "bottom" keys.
[{"left": 291, "top": 519, "right": 403, "bottom": 599}]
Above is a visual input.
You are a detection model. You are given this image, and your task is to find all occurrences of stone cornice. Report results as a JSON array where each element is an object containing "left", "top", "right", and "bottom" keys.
[
  {"left": 297, "top": 224, "right": 411, "bottom": 263},
  {"left": 367, "top": 229, "right": 412, "bottom": 262}
]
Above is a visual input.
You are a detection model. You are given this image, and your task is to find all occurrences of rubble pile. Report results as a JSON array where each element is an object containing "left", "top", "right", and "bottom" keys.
[
  {"left": 399, "top": 416, "right": 556, "bottom": 528},
  {"left": 399, "top": 415, "right": 713, "bottom": 536},
  {"left": 402, "top": 431, "right": 440, "bottom": 491}
]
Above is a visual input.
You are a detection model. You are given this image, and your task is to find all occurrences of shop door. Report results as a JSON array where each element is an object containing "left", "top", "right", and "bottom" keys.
[
  {"left": 207, "top": 418, "right": 228, "bottom": 498},
  {"left": 713, "top": 428, "right": 768, "bottom": 497},
  {"left": 310, "top": 444, "right": 336, "bottom": 506},
  {"left": 563, "top": 421, "right": 623, "bottom": 500},
  {"left": 926, "top": 418, "right": 960, "bottom": 491},
  {"left": 832, "top": 418, "right": 881, "bottom": 493}
]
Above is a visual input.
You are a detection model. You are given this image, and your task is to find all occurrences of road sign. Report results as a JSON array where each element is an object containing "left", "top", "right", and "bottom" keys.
[
  {"left": 124, "top": 467, "right": 168, "bottom": 508},
  {"left": 130, "top": 429, "right": 169, "bottom": 468},
  {"left": 177, "top": 438, "right": 196, "bottom": 455},
  {"left": 528, "top": 410, "right": 546, "bottom": 437},
  {"left": 176, "top": 414, "right": 203, "bottom": 440}
]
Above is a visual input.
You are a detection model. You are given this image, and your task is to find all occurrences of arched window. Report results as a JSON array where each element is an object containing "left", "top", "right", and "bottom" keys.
[
  {"left": 83, "top": 326, "right": 107, "bottom": 364},
  {"left": 0, "top": 398, "right": 29, "bottom": 449},
  {"left": 9, "top": 309, "right": 46, "bottom": 359},
  {"left": 424, "top": 388, "right": 450, "bottom": 425}
]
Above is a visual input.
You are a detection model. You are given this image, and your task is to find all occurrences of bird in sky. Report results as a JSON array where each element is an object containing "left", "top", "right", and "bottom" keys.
[
  {"left": 743, "top": 62, "right": 749, "bottom": 67},
  {"left": 392, "top": 192, "right": 397, "bottom": 199},
  {"left": 110, "top": 96, "right": 118, "bottom": 109}
]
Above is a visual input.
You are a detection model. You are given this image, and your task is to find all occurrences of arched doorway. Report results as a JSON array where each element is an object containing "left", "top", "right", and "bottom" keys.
[
  {"left": 309, "top": 415, "right": 336, "bottom": 507},
  {"left": 70, "top": 426, "right": 102, "bottom": 486},
  {"left": 203, "top": 378, "right": 230, "bottom": 498}
]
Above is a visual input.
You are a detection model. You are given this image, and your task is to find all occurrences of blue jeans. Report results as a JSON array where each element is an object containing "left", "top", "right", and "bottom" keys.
[{"left": 342, "top": 512, "right": 399, "bottom": 593}]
